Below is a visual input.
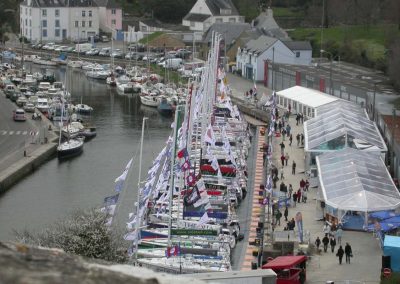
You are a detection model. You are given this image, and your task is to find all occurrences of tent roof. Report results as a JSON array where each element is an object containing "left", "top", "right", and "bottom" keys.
[
  {"left": 317, "top": 148, "right": 400, "bottom": 212},
  {"left": 262, "top": 256, "right": 307, "bottom": 269},
  {"left": 304, "top": 105, "right": 387, "bottom": 152},
  {"left": 315, "top": 100, "right": 367, "bottom": 118},
  {"left": 276, "top": 86, "right": 338, "bottom": 109},
  {"left": 384, "top": 235, "right": 400, "bottom": 248}
]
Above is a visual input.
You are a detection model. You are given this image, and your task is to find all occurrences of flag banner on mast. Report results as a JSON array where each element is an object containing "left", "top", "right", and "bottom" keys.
[{"left": 103, "top": 193, "right": 119, "bottom": 206}]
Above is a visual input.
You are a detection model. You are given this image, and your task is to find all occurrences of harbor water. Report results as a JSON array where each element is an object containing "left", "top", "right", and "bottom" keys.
[{"left": 0, "top": 64, "right": 173, "bottom": 240}]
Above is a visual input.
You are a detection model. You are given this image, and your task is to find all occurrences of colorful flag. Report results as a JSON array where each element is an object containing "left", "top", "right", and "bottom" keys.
[
  {"left": 165, "top": 245, "right": 181, "bottom": 258},
  {"left": 114, "top": 158, "right": 133, "bottom": 192},
  {"left": 204, "top": 124, "right": 216, "bottom": 146},
  {"left": 186, "top": 172, "right": 196, "bottom": 186},
  {"left": 104, "top": 193, "right": 119, "bottom": 206}
]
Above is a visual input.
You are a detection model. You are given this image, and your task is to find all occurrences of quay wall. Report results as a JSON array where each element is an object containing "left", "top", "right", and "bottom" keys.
[
  {"left": 230, "top": 96, "right": 269, "bottom": 124},
  {"left": 0, "top": 142, "right": 57, "bottom": 195}
]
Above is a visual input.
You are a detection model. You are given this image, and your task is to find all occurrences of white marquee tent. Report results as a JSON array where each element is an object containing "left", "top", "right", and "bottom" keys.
[
  {"left": 276, "top": 86, "right": 338, "bottom": 118},
  {"left": 317, "top": 148, "right": 400, "bottom": 212}
]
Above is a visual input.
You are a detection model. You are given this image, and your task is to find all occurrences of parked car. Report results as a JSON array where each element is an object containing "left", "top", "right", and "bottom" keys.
[
  {"left": 110, "top": 49, "right": 124, "bottom": 59},
  {"left": 100, "top": 35, "right": 110, "bottom": 42},
  {"left": 13, "top": 109, "right": 26, "bottom": 121},
  {"left": 24, "top": 103, "right": 36, "bottom": 113},
  {"left": 86, "top": 48, "right": 100, "bottom": 56},
  {"left": 99, "top": 47, "right": 111, "bottom": 56},
  {"left": 54, "top": 45, "right": 65, "bottom": 52},
  {"left": 42, "top": 43, "right": 55, "bottom": 50}
]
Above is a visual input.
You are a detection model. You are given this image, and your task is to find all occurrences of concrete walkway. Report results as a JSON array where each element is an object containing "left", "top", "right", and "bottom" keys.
[{"left": 227, "top": 73, "right": 382, "bottom": 283}]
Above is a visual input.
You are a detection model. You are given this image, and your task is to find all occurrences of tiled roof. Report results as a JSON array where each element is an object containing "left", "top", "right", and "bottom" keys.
[
  {"left": 205, "top": 0, "right": 239, "bottom": 16},
  {"left": 183, "top": 13, "right": 211, "bottom": 22},
  {"left": 283, "top": 41, "right": 312, "bottom": 51}
]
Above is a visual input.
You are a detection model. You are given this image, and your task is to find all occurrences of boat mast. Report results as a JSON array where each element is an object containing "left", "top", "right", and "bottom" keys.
[
  {"left": 134, "top": 116, "right": 148, "bottom": 260},
  {"left": 168, "top": 105, "right": 183, "bottom": 247}
]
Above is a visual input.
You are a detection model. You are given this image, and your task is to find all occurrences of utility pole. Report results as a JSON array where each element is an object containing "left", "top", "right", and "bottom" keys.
[
  {"left": 391, "top": 109, "right": 397, "bottom": 177},
  {"left": 272, "top": 47, "right": 275, "bottom": 90}
]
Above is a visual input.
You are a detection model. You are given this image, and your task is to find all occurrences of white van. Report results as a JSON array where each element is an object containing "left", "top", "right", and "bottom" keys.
[
  {"left": 162, "top": 58, "right": 183, "bottom": 70},
  {"left": 13, "top": 109, "right": 26, "bottom": 121},
  {"left": 75, "top": 43, "right": 93, "bottom": 53}
]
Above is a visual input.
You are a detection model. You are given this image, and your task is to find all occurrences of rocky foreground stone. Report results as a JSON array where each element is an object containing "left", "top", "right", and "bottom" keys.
[{"left": 0, "top": 242, "right": 205, "bottom": 284}]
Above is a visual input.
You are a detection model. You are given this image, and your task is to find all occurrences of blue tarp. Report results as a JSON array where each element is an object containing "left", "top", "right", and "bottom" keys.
[
  {"left": 369, "top": 211, "right": 398, "bottom": 220},
  {"left": 383, "top": 235, "right": 400, "bottom": 272}
]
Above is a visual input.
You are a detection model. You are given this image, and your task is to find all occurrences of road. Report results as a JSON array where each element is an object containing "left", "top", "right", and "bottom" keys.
[{"left": 0, "top": 92, "right": 42, "bottom": 173}]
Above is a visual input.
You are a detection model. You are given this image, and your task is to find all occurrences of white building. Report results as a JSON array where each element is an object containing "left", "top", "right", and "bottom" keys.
[
  {"left": 236, "top": 35, "right": 312, "bottom": 81},
  {"left": 20, "top": 0, "right": 100, "bottom": 43},
  {"left": 182, "top": 0, "right": 244, "bottom": 32}
]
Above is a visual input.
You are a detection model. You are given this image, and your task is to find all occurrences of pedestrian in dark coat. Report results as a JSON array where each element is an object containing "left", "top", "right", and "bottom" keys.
[
  {"left": 315, "top": 236, "right": 321, "bottom": 250},
  {"left": 289, "top": 134, "right": 293, "bottom": 146},
  {"left": 280, "top": 142, "right": 285, "bottom": 155},
  {"left": 300, "top": 179, "right": 306, "bottom": 190},
  {"left": 263, "top": 152, "right": 267, "bottom": 166},
  {"left": 345, "top": 243, "right": 353, "bottom": 264},
  {"left": 305, "top": 179, "right": 310, "bottom": 191},
  {"left": 322, "top": 234, "right": 330, "bottom": 252},
  {"left": 296, "top": 133, "right": 300, "bottom": 146},
  {"left": 284, "top": 206, "right": 289, "bottom": 221},
  {"left": 337, "top": 246, "right": 344, "bottom": 264},
  {"left": 292, "top": 161, "right": 296, "bottom": 174},
  {"left": 330, "top": 237, "right": 337, "bottom": 253},
  {"left": 280, "top": 154, "right": 285, "bottom": 166},
  {"left": 292, "top": 192, "right": 297, "bottom": 207},
  {"left": 297, "top": 189, "right": 302, "bottom": 203},
  {"left": 285, "top": 153, "right": 289, "bottom": 166}
]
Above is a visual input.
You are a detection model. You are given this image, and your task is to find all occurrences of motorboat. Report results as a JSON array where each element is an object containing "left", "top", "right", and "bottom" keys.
[
  {"left": 68, "top": 60, "right": 85, "bottom": 69},
  {"left": 86, "top": 70, "right": 110, "bottom": 80},
  {"left": 157, "top": 97, "right": 173, "bottom": 116},
  {"left": 38, "top": 82, "right": 51, "bottom": 92},
  {"left": 57, "top": 138, "right": 84, "bottom": 159},
  {"left": 75, "top": 103, "right": 93, "bottom": 114},
  {"left": 140, "top": 95, "right": 160, "bottom": 107},
  {"left": 116, "top": 81, "right": 133, "bottom": 93},
  {"left": 32, "top": 57, "right": 57, "bottom": 66}
]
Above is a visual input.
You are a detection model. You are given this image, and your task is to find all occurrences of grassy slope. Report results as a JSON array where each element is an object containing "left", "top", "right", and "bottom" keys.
[{"left": 288, "top": 25, "right": 400, "bottom": 60}]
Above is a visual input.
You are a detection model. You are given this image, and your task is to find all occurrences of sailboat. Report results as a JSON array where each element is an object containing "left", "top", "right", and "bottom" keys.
[{"left": 57, "top": 84, "right": 84, "bottom": 159}]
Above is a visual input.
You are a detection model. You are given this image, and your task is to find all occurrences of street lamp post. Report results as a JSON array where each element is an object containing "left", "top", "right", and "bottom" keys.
[{"left": 320, "top": 49, "right": 339, "bottom": 96}]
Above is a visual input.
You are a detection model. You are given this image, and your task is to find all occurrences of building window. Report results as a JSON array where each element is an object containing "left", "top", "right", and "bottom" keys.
[
  {"left": 141, "top": 26, "right": 147, "bottom": 32},
  {"left": 42, "top": 20, "right": 47, "bottom": 28},
  {"left": 82, "top": 11, "right": 86, "bottom": 17},
  {"left": 25, "top": 19, "right": 28, "bottom": 27},
  {"left": 82, "top": 21, "right": 85, "bottom": 27},
  {"left": 55, "top": 20, "right": 60, "bottom": 27},
  {"left": 55, "top": 29, "right": 60, "bottom": 37},
  {"left": 29, "top": 9, "right": 31, "bottom": 16},
  {"left": 29, "top": 20, "right": 31, "bottom": 27},
  {"left": 190, "top": 21, "right": 195, "bottom": 27},
  {"left": 42, "top": 9, "right": 47, "bottom": 17},
  {"left": 55, "top": 9, "right": 59, "bottom": 17},
  {"left": 111, "top": 9, "right": 116, "bottom": 14},
  {"left": 88, "top": 21, "right": 92, "bottom": 27},
  {"left": 25, "top": 8, "right": 28, "bottom": 15},
  {"left": 215, "top": 18, "right": 222, "bottom": 23},
  {"left": 42, "top": 29, "right": 47, "bottom": 37},
  {"left": 296, "top": 51, "right": 300, "bottom": 57},
  {"left": 229, "top": 18, "right": 236, "bottom": 23},
  {"left": 111, "top": 19, "right": 116, "bottom": 25},
  {"left": 75, "top": 21, "right": 79, "bottom": 27},
  {"left": 89, "top": 10, "right": 92, "bottom": 17}
]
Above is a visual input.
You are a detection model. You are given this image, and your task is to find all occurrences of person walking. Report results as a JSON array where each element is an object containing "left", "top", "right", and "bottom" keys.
[
  {"left": 288, "top": 184, "right": 293, "bottom": 197},
  {"left": 280, "top": 167, "right": 285, "bottom": 180},
  {"left": 302, "top": 189, "right": 307, "bottom": 203},
  {"left": 289, "top": 134, "right": 293, "bottom": 146},
  {"left": 280, "top": 154, "right": 285, "bottom": 167},
  {"left": 300, "top": 179, "right": 306, "bottom": 190},
  {"left": 323, "top": 222, "right": 331, "bottom": 236},
  {"left": 285, "top": 153, "right": 289, "bottom": 166},
  {"left": 322, "top": 234, "right": 330, "bottom": 253},
  {"left": 275, "top": 209, "right": 282, "bottom": 226},
  {"left": 345, "top": 243, "right": 353, "bottom": 264},
  {"left": 296, "top": 133, "right": 300, "bottom": 146},
  {"left": 292, "top": 192, "right": 297, "bottom": 207},
  {"left": 305, "top": 179, "right": 310, "bottom": 191},
  {"left": 278, "top": 121, "right": 282, "bottom": 133},
  {"left": 336, "top": 246, "right": 344, "bottom": 264},
  {"left": 315, "top": 236, "right": 321, "bottom": 251},
  {"left": 297, "top": 188, "right": 302, "bottom": 203},
  {"left": 296, "top": 114, "right": 300, "bottom": 126},
  {"left": 282, "top": 128, "right": 286, "bottom": 141},
  {"left": 301, "top": 133, "right": 304, "bottom": 145},
  {"left": 336, "top": 227, "right": 343, "bottom": 245},
  {"left": 280, "top": 142, "right": 285, "bottom": 155},
  {"left": 292, "top": 161, "right": 296, "bottom": 174},
  {"left": 330, "top": 236, "right": 337, "bottom": 253},
  {"left": 284, "top": 206, "right": 289, "bottom": 221},
  {"left": 263, "top": 152, "right": 267, "bottom": 166}
]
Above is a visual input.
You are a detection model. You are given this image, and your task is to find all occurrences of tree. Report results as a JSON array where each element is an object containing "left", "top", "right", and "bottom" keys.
[{"left": 14, "top": 209, "right": 128, "bottom": 263}]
